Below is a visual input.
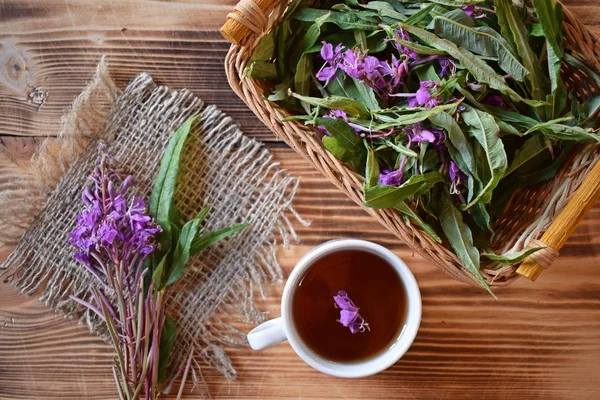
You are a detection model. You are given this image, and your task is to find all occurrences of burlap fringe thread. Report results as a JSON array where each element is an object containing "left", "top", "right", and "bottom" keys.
[{"left": 0, "top": 57, "right": 309, "bottom": 396}]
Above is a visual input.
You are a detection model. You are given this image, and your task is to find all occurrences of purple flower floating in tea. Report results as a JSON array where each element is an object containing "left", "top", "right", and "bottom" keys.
[{"left": 333, "top": 290, "right": 370, "bottom": 334}]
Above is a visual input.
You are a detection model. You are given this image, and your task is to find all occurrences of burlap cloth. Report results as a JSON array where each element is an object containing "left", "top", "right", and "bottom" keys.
[{"left": 0, "top": 57, "right": 308, "bottom": 393}]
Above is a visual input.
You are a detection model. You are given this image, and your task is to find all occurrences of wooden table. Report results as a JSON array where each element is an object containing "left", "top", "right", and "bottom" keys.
[{"left": 1, "top": 1, "right": 600, "bottom": 399}]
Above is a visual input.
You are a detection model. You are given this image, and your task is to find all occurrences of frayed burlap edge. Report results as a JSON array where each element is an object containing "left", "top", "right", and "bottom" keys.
[{"left": 0, "top": 57, "right": 118, "bottom": 248}]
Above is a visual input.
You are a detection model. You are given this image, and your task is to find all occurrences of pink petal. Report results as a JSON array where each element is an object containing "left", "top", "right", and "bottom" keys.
[
  {"left": 419, "top": 129, "right": 436, "bottom": 143},
  {"left": 333, "top": 291, "right": 359, "bottom": 311},
  {"left": 316, "top": 66, "right": 337, "bottom": 81},
  {"left": 339, "top": 310, "right": 359, "bottom": 327},
  {"left": 416, "top": 88, "right": 431, "bottom": 105},
  {"left": 320, "top": 42, "right": 334, "bottom": 62}
]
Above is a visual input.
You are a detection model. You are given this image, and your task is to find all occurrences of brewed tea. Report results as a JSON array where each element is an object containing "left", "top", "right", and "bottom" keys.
[{"left": 292, "top": 249, "right": 407, "bottom": 363}]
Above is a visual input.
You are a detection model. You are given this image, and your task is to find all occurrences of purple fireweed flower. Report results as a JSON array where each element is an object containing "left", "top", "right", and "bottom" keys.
[
  {"left": 379, "top": 168, "right": 405, "bottom": 186},
  {"left": 69, "top": 150, "right": 164, "bottom": 399},
  {"left": 316, "top": 42, "right": 344, "bottom": 82},
  {"left": 449, "top": 161, "right": 468, "bottom": 195},
  {"left": 391, "top": 80, "right": 441, "bottom": 108},
  {"left": 391, "top": 29, "right": 418, "bottom": 60},
  {"left": 482, "top": 94, "right": 509, "bottom": 109},
  {"left": 333, "top": 290, "right": 369, "bottom": 334},
  {"left": 404, "top": 123, "right": 444, "bottom": 144},
  {"left": 340, "top": 48, "right": 381, "bottom": 81},
  {"left": 407, "top": 80, "right": 441, "bottom": 109},
  {"left": 377, "top": 55, "right": 410, "bottom": 92},
  {"left": 462, "top": 5, "right": 486, "bottom": 19},
  {"left": 438, "top": 56, "right": 457, "bottom": 77}
]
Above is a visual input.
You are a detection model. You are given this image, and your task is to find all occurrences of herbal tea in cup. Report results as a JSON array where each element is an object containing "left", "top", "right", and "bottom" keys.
[{"left": 247, "top": 239, "right": 421, "bottom": 378}]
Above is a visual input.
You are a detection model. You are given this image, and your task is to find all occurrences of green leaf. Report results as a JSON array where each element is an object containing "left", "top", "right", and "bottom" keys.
[
  {"left": 358, "top": 1, "right": 407, "bottom": 21},
  {"left": 323, "top": 136, "right": 355, "bottom": 169},
  {"left": 364, "top": 172, "right": 443, "bottom": 209},
  {"left": 426, "top": 8, "right": 474, "bottom": 30},
  {"left": 433, "top": 17, "right": 529, "bottom": 82},
  {"left": 524, "top": 116, "right": 574, "bottom": 135},
  {"left": 495, "top": 0, "right": 546, "bottom": 101},
  {"left": 393, "top": 38, "right": 447, "bottom": 56},
  {"left": 399, "top": 23, "right": 544, "bottom": 107},
  {"left": 404, "top": 4, "right": 436, "bottom": 26},
  {"left": 540, "top": 124, "right": 600, "bottom": 143},
  {"left": 461, "top": 106, "right": 507, "bottom": 208},
  {"left": 158, "top": 315, "right": 178, "bottom": 383},
  {"left": 394, "top": 202, "right": 442, "bottom": 243},
  {"left": 370, "top": 102, "right": 462, "bottom": 128},
  {"left": 268, "top": 77, "right": 294, "bottom": 102},
  {"left": 149, "top": 115, "right": 198, "bottom": 253},
  {"left": 354, "top": 29, "right": 368, "bottom": 51},
  {"left": 315, "top": 118, "right": 366, "bottom": 173},
  {"left": 292, "top": 8, "right": 379, "bottom": 31},
  {"left": 530, "top": 23, "right": 545, "bottom": 37},
  {"left": 247, "top": 60, "right": 278, "bottom": 80},
  {"left": 351, "top": 78, "right": 381, "bottom": 111},
  {"left": 439, "top": 192, "right": 492, "bottom": 294},
  {"left": 290, "top": 12, "right": 330, "bottom": 65},
  {"left": 166, "top": 216, "right": 203, "bottom": 287},
  {"left": 416, "top": 64, "right": 442, "bottom": 83},
  {"left": 294, "top": 54, "right": 313, "bottom": 113},
  {"left": 189, "top": 223, "right": 250, "bottom": 256},
  {"left": 250, "top": 31, "right": 275, "bottom": 62},
  {"left": 293, "top": 94, "right": 370, "bottom": 118},
  {"left": 381, "top": 139, "right": 419, "bottom": 158},
  {"left": 496, "top": 120, "right": 523, "bottom": 136},
  {"left": 532, "top": 0, "right": 564, "bottom": 93},
  {"left": 505, "top": 134, "right": 548, "bottom": 176},
  {"left": 487, "top": 106, "right": 540, "bottom": 126},
  {"left": 276, "top": 20, "right": 292, "bottom": 77},
  {"left": 483, "top": 247, "right": 545, "bottom": 265},
  {"left": 151, "top": 253, "right": 169, "bottom": 288},
  {"left": 582, "top": 96, "right": 600, "bottom": 126},
  {"left": 472, "top": 202, "right": 493, "bottom": 236},
  {"left": 429, "top": 112, "right": 478, "bottom": 182},
  {"left": 533, "top": 0, "right": 566, "bottom": 119},
  {"left": 364, "top": 141, "right": 380, "bottom": 188}
]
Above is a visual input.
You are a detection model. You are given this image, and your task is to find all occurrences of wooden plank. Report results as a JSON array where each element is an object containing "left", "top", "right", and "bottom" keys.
[
  {"left": 1, "top": 142, "right": 600, "bottom": 399},
  {"left": 2, "top": 0, "right": 600, "bottom": 399}
]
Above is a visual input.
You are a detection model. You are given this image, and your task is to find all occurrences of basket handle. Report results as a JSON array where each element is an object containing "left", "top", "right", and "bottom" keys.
[
  {"left": 220, "top": 0, "right": 277, "bottom": 45},
  {"left": 517, "top": 159, "right": 600, "bottom": 281}
]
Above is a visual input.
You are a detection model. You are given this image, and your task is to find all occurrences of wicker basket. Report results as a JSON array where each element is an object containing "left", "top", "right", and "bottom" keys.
[{"left": 221, "top": 0, "right": 600, "bottom": 287}]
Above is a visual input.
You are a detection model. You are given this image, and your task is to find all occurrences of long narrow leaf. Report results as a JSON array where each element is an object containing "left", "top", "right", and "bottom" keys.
[
  {"left": 364, "top": 172, "right": 443, "bottom": 209},
  {"left": 495, "top": 0, "right": 546, "bottom": 101},
  {"left": 399, "top": 23, "right": 544, "bottom": 107},
  {"left": 483, "top": 247, "right": 545, "bottom": 265},
  {"left": 189, "top": 223, "right": 250, "bottom": 256},
  {"left": 462, "top": 107, "right": 508, "bottom": 208},
  {"left": 433, "top": 17, "right": 529, "bottom": 81},
  {"left": 439, "top": 193, "right": 492, "bottom": 295},
  {"left": 149, "top": 115, "right": 199, "bottom": 252}
]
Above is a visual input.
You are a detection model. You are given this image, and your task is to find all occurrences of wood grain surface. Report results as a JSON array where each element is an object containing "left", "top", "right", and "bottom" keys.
[{"left": 1, "top": 1, "right": 600, "bottom": 399}]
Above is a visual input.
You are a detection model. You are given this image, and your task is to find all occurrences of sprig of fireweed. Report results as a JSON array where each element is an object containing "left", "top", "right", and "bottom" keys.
[{"left": 70, "top": 116, "right": 249, "bottom": 399}]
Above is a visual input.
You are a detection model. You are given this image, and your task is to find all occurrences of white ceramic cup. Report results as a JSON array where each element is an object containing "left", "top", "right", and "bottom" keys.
[{"left": 247, "top": 239, "right": 421, "bottom": 378}]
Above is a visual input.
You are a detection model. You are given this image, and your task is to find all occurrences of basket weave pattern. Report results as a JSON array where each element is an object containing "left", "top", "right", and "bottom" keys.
[{"left": 225, "top": 0, "right": 600, "bottom": 287}]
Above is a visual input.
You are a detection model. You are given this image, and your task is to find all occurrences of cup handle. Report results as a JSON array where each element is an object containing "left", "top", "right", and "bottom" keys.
[{"left": 247, "top": 317, "right": 287, "bottom": 350}]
